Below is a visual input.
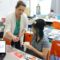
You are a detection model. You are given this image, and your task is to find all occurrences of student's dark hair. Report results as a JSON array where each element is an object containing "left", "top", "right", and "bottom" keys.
[
  {"left": 16, "top": 1, "right": 26, "bottom": 8},
  {"left": 32, "top": 19, "right": 46, "bottom": 41}
]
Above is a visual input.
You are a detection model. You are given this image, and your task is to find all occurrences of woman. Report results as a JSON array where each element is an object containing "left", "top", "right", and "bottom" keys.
[
  {"left": 24, "top": 19, "right": 50, "bottom": 60},
  {"left": 4, "top": 1, "right": 28, "bottom": 49}
]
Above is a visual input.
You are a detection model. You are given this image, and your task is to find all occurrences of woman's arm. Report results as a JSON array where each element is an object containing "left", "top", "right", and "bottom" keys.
[{"left": 3, "top": 16, "right": 19, "bottom": 42}]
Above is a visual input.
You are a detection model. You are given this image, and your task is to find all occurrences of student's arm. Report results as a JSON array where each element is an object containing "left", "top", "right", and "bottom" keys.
[
  {"left": 24, "top": 42, "right": 49, "bottom": 59},
  {"left": 24, "top": 37, "right": 50, "bottom": 59}
]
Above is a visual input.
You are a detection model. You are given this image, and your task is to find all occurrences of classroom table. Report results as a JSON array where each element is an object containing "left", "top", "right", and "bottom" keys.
[{"left": 4, "top": 45, "right": 42, "bottom": 60}]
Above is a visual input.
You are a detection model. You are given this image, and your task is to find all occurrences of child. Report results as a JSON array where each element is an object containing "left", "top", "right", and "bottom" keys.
[{"left": 24, "top": 19, "right": 50, "bottom": 60}]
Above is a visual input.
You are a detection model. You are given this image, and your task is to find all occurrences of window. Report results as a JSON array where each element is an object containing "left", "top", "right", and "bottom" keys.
[{"left": 30, "top": 0, "right": 52, "bottom": 16}]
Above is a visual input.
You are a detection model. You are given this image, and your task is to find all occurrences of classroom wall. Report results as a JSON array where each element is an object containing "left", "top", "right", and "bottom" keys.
[
  {"left": 51, "top": 0, "right": 60, "bottom": 16},
  {"left": 0, "top": 0, "right": 18, "bottom": 20},
  {"left": 0, "top": 0, "right": 30, "bottom": 21}
]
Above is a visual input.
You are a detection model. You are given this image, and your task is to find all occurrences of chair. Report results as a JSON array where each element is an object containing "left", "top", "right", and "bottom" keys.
[
  {"left": 52, "top": 21, "right": 60, "bottom": 29},
  {"left": 3, "top": 37, "right": 11, "bottom": 45},
  {"left": 50, "top": 40, "right": 60, "bottom": 60}
]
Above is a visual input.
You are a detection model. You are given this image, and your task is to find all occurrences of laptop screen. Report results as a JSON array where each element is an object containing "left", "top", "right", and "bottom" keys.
[{"left": 0, "top": 41, "right": 6, "bottom": 53}]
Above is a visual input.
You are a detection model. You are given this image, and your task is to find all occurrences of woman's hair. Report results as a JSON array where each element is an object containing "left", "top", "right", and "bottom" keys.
[
  {"left": 32, "top": 19, "right": 46, "bottom": 41},
  {"left": 16, "top": 1, "right": 26, "bottom": 8}
]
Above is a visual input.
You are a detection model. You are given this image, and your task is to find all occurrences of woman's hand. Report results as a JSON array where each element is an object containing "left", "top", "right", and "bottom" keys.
[
  {"left": 12, "top": 36, "right": 19, "bottom": 42},
  {"left": 19, "top": 29, "right": 26, "bottom": 37}
]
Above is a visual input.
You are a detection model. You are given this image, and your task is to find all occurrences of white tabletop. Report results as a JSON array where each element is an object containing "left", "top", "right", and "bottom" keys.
[
  {"left": 4, "top": 45, "right": 42, "bottom": 60},
  {"left": 4, "top": 53, "right": 18, "bottom": 60}
]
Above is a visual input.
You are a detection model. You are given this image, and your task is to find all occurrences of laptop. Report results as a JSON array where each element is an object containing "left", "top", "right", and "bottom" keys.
[
  {"left": 0, "top": 40, "right": 6, "bottom": 60},
  {"left": 0, "top": 40, "right": 6, "bottom": 53}
]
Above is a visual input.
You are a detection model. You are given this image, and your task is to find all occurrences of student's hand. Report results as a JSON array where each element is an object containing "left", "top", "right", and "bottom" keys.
[
  {"left": 12, "top": 36, "right": 19, "bottom": 42},
  {"left": 23, "top": 42, "right": 32, "bottom": 50}
]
